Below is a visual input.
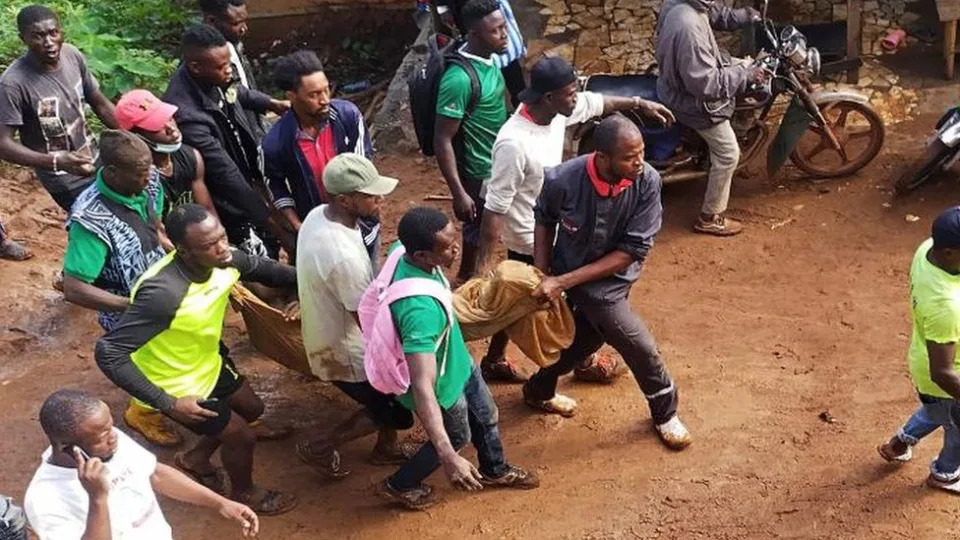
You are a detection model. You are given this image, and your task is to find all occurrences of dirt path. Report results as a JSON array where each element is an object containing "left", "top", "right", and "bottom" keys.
[{"left": 2, "top": 115, "right": 960, "bottom": 539}]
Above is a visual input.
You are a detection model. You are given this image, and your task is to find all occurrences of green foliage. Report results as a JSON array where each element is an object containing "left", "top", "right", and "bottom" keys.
[{"left": 0, "top": 0, "right": 196, "bottom": 99}]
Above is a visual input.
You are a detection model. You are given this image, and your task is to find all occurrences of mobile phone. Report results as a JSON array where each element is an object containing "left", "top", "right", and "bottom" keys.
[
  {"left": 197, "top": 398, "right": 219, "bottom": 411},
  {"left": 65, "top": 444, "right": 92, "bottom": 462}
]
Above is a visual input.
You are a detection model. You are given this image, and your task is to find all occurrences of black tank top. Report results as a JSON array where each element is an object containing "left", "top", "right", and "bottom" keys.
[{"left": 159, "top": 144, "right": 198, "bottom": 216}]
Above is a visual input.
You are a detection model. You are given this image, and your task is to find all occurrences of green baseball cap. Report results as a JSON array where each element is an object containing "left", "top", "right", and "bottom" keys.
[{"left": 322, "top": 153, "right": 399, "bottom": 196}]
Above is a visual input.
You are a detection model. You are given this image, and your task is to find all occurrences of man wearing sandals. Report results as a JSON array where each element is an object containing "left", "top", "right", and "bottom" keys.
[
  {"left": 25, "top": 389, "right": 259, "bottom": 539},
  {"left": 95, "top": 204, "right": 299, "bottom": 515},
  {"left": 295, "top": 154, "right": 415, "bottom": 476},
  {"left": 522, "top": 116, "right": 692, "bottom": 450},
  {"left": 376, "top": 207, "right": 539, "bottom": 510},
  {"left": 876, "top": 207, "right": 960, "bottom": 493},
  {"left": 477, "top": 55, "right": 675, "bottom": 384}
]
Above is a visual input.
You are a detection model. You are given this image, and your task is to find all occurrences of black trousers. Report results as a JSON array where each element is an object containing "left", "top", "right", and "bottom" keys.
[{"left": 526, "top": 297, "right": 678, "bottom": 424}]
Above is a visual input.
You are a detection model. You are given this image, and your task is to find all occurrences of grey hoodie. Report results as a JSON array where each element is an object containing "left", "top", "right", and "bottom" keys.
[{"left": 655, "top": 0, "right": 756, "bottom": 129}]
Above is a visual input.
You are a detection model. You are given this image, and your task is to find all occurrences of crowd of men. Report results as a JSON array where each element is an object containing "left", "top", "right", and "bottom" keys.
[{"left": 5, "top": 0, "right": 960, "bottom": 537}]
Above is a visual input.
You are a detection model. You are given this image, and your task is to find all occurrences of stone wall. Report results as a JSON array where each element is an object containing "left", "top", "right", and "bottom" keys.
[
  {"left": 529, "top": 0, "right": 662, "bottom": 75},
  {"left": 525, "top": 0, "right": 917, "bottom": 75}
]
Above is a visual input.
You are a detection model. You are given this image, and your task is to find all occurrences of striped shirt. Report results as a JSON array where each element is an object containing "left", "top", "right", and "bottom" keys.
[
  {"left": 493, "top": 0, "right": 526, "bottom": 68},
  {"left": 436, "top": 0, "right": 526, "bottom": 66}
]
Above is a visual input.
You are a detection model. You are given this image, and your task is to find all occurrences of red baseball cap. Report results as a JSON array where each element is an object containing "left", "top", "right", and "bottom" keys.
[{"left": 115, "top": 89, "right": 178, "bottom": 132}]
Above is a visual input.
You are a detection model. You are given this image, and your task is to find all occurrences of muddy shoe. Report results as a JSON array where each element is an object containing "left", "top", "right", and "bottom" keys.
[
  {"left": 522, "top": 383, "right": 578, "bottom": 417},
  {"left": 239, "top": 488, "right": 299, "bottom": 516},
  {"left": 655, "top": 416, "right": 692, "bottom": 450},
  {"left": 694, "top": 215, "right": 743, "bottom": 237},
  {"left": 375, "top": 479, "right": 438, "bottom": 511},
  {"left": 296, "top": 442, "right": 351, "bottom": 479},
  {"left": 877, "top": 441, "right": 912, "bottom": 463},
  {"left": 481, "top": 465, "right": 540, "bottom": 490},
  {"left": 0, "top": 239, "right": 32, "bottom": 261},
  {"left": 481, "top": 358, "right": 528, "bottom": 384},
  {"left": 573, "top": 353, "right": 627, "bottom": 384},
  {"left": 124, "top": 402, "right": 182, "bottom": 447}
]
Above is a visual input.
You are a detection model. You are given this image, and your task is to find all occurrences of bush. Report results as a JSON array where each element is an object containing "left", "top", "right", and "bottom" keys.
[{"left": 0, "top": 0, "right": 196, "bottom": 99}]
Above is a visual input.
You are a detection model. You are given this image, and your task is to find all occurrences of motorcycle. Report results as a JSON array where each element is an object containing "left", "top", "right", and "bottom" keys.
[
  {"left": 893, "top": 107, "right": 960, "bottom": 193},
  {"left": 574, "top": 0, "right": 885, "bottom": 184}
]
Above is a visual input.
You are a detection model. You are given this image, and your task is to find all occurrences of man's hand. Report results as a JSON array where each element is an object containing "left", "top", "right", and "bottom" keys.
[
  {"left": 749, "top": 66, "right": 770, "bottom": 85},
  {"left": 218, "top": 499, "right": 260, "bottom": 538},
  {"left": 75, "top": 448, "right": 110, "bottom": 501},
  {"left": 268, "top": 99, "right": 291, "bottom": 115},
  {"left": 636, "top": 99, "right": 675, "bottom": 126},
  {"left": 58, "top": 151, "right": 96, "bottom": 176},
  {"left": 167, "top": 396, "right": 219, "bottom": 424},
  {"left": 282, "top": 301, "right": 300, "bottom": 322},
  {"left": 532, "top": 276, "right": 565, "bottom": 302},
  {"left": 452, "top": 190, "right": 477, "bottom": 223},
  {"left": 441, "top": 453, "right": 484, "bottom": 491}
]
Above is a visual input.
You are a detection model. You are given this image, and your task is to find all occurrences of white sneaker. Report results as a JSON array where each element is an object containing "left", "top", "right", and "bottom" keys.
[
  {"left": 655, "top": 416, "right": 692, "bottom": 450},
  {"left": 523, "top": 386, "right": 578, "bottom": 418}
]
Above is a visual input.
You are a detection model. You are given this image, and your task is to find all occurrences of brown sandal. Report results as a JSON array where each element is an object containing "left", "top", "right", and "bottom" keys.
[{"left": 174, "top": 453, "right": 228, "bottom": 495}]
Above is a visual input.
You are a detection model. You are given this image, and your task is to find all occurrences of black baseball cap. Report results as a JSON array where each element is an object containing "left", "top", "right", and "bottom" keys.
[
  {"left": 517, "top": 56, "right": 578, "bottom": 105},
  {"left": 933, "top": 206, "right": 960, "bottom": 249}
]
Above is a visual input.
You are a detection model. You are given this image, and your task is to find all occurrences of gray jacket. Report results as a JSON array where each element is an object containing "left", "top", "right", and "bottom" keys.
[{"left": 655, "top": 0, "right": 756, "bottom": 129}]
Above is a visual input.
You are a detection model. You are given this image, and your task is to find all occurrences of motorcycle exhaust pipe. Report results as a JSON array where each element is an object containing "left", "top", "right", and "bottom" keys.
[{"left": 662, "top": 170, "right": 708, "bottom": 184}]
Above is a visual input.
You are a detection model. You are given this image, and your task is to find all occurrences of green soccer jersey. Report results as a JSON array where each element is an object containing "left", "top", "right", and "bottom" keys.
[
  {"left": 388, "top": 244, "right": 472, "bottom": 411},
  {"left": 435, "top": 47, "right": 507, "bottom": 181}
]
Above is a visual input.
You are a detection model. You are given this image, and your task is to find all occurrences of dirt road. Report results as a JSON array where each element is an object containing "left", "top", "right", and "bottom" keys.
[{"left": 2, "top": 115, "right": 959, "bottom": 539}]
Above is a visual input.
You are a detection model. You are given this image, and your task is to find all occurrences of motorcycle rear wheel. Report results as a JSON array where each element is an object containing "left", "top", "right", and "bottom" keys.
[
  {"left": 893, "top": 140, "right": 955, "bottom": 194},
  {"left": 789, "top": 100, "right": 885, "bottom": 178}
]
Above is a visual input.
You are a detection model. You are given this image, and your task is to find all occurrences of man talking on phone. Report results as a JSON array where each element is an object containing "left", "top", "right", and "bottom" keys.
[{"left": 24, "top": 389, "right": 259, "bottom": 539}]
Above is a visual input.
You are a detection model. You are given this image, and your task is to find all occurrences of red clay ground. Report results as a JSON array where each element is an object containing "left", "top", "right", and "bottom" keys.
[{"left": 2, "top": 114, "right": 960, "bottom": 539}]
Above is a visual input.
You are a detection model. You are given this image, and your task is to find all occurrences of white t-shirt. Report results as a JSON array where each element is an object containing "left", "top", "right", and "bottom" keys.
[
  {"left": 24, "top": 429, "right": 172, "bottom": 540},
  {"left": 296, "top": 205, "right": 372, "bottom": 382},
  {"left": 484, "top": 91, "right": 605, "bottom": 255},
  {"left": 227, "top": 42, "right": 249, "bottom": 88}
]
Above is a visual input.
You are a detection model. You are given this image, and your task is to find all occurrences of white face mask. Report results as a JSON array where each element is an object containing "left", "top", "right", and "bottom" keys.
[
  {"left": 153, "top": 141, "right": 183, "bottom": 154},
  {"left": 138, "top": 134, "right": 182, "bottom": 154}
]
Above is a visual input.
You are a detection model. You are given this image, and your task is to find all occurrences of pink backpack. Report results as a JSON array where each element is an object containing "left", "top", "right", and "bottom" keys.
[{"left": 358, "top": 245, "right": 454, "bottom": 395}]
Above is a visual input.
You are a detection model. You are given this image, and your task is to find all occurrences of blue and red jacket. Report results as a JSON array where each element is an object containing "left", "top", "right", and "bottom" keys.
[{"left": 262, "top": 99, "right": 372, "bottom": 220}]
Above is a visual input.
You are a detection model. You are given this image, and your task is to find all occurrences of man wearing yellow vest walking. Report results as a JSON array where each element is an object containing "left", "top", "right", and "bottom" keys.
[{"left": 94, "top": 203, "right": 299, "bottom": 516}]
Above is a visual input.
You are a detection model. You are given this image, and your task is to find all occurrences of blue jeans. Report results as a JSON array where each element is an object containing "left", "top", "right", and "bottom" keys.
[
  {"left": 388, "top": 366, "right": 510, "bottom": 491},
  {"left": 896, "top": 405, "right": 939, "bottom": 445},
  {"left": 910, "top": 395, "right": 960, "bottom": 482}
]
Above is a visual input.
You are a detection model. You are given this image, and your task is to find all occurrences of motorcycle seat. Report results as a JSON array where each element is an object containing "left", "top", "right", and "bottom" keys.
[
  {"left": 582, "top": 73, "right": 683, "bottom": 162},
  {"left": 584, "top": 74, "right": 660, "bottom": 102}
]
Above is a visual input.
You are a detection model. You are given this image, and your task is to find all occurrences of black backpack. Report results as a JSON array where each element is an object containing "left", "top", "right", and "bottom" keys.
[{"left": 408, "top": 34, "right": 481, "bottom": 156}]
